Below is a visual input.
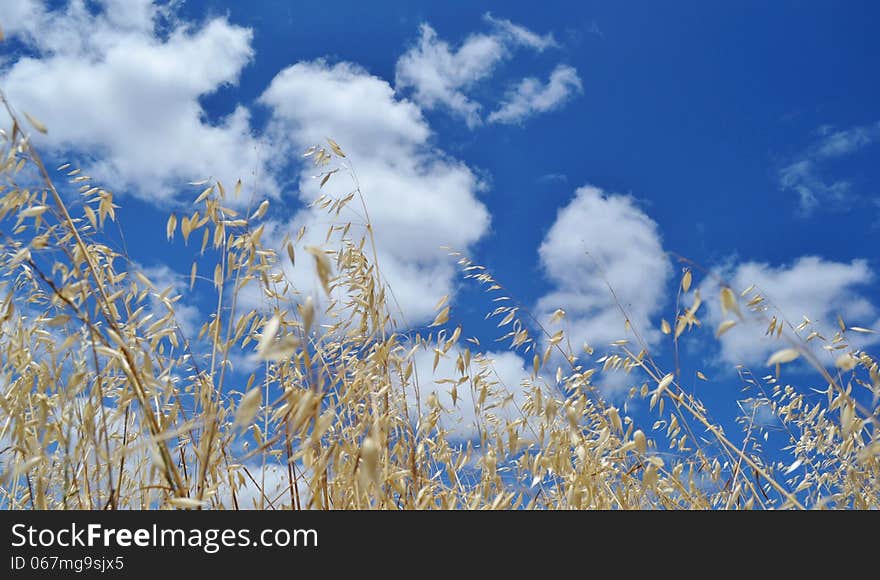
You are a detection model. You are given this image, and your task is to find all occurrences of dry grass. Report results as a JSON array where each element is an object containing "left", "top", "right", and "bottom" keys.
[{"left": 0, "top": 94, "right": 878, "bottom": 510}]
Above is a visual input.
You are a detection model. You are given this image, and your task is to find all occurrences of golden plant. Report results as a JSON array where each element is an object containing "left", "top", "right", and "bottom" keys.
[{"left": 0, "top": 93, "right": 877, "bottom": 510}]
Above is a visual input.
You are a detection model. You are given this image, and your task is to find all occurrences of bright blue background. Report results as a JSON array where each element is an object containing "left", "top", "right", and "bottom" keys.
[
  {"left": 3, "top": 1, "right": 879, "bottom": 472},
  {"left": 174, "top": 0, "right": 880, "bottom": 303}
]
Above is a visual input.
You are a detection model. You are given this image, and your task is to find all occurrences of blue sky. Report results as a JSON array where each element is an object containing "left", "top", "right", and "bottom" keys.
[{"left": 1, "top": 0, "right": 879, "bottom": 452}]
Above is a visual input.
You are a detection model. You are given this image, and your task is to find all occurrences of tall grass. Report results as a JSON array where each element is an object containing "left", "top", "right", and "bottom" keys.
[{"left": 1, "top": 94, "right": 877, "bottom": 510}]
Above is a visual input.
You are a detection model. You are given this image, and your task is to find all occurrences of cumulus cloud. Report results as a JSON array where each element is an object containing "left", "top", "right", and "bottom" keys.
[
  {"left": 0, "top": 3, "right": 491, "bottom": 329},
  {"left": 0, "top": 0, "right": 270, "bottom": 203},
  {"left": 395, "top": 14, "right": 558, "bottom": 127},
  {"left": 537, "top": 185, "right": 671, "bottom": 352},
  {"left": 701, "top": 256, "right": 880, "bottom": 367},
  {"left": 779, "top": 122, "right": 880, "bottom": 212},
  {"left": 258, "top": 60, "right": 490, "bottom": 323},
  {"left": 488, "top": 64, "right": 582, "bottom": 125}
]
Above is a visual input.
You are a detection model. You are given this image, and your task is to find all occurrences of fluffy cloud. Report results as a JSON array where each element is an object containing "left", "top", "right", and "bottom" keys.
[
  {"left": 779, "top": 122, "right": 880, "bottom": 212},
  {"left": 488, "top": 64, "right": 583, "bottom": 125},
  {"left": 701, "top": 256, "right": 879, "bottom": 367},
  {"left": 0, "top": 0, "right": 270, "bottom": 203},
  {"left": 258, "top": 60, "right": 490, "bottom": 323},
  {"left": 395, "top": 14, "right": 557, "bottom": 127},
  {"left": 0, "top": 2, "right": 492, "bottom": 328},
  {"left": 537, "top": 185, "right": 672, "bottom": 352}
]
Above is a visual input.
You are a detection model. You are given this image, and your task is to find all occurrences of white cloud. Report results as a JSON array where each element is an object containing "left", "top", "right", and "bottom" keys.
[
  {"left": 257, "top": 60, "right": 490, "bottom": 324},
  {"left": 778, "top": 160, "right": 851, "bottom": 212},
  {"left": 394, "top": 24, "right": 504, "bottom": 127},
  {"left": 701, "top": 256, "right": 879, "bottom": 367},
  {"left": 814, "top": 123, "right": 880, "bottom": 159},
  {"left": 779, "top": 122, "right": 880, "bottom": 212},
  {"left": 394, "top": 14, "right": 557, "bottom": 127},
  {"left": 0, "top": 0, "right": 45, "bottom": 40},
  {"left": 0, "top": 0, "right": 271, "bottom": 203},
  {"left": 488, "top": 64, "right": 582, "bottom": 125},
  {"left": 482, "top": 13, "right": 558, "bottom": 51},
  {"left": 0, "top": 0, "right": 162, "bottom": 43},
  {"left": 537, "top": 185, "right": 671, "bottom": 352}
]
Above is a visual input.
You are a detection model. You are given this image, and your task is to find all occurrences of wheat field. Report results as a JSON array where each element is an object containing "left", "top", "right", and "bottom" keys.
[{"left": 1, "top": 92, "right": 878, "bottom": 511}]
